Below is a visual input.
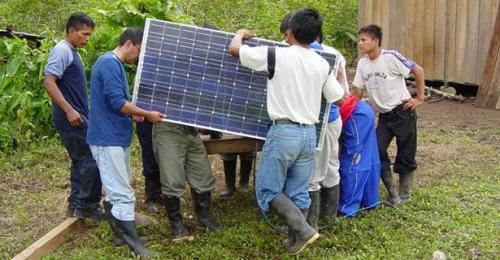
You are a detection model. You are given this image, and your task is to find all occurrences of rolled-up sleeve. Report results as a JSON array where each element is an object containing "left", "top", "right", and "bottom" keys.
[
  {"left": 102, "top": 60, "right": 127, "bottom": 111},
  {"left": 323, "top": 72, "right": 345, "bottom": 103},
  {"left": 44, "top": 44, "right": 73, "bottom": 79},
  {"left": 239, "top": 45, "right": 268, "bottom": 72}
]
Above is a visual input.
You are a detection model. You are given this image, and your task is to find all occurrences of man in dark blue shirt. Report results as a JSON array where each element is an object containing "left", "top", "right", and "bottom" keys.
[
  {"left": 87, "top": 27, "right": 163, "bottom": 257},
  {"left": 43, "top": 12, "right": 104, "bottom": 220}
]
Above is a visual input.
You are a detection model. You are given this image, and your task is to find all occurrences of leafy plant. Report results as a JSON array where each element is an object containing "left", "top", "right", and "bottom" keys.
[
  {"left": 0, "top": 36, "right": 55, "bottom": 149},
  {"left": 0, "top": 0, "right": 193, "bottom": 150}
]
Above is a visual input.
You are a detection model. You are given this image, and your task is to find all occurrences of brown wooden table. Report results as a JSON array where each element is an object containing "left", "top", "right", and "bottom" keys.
[{"left": 201, "top": 134, "right": 264, "bottom": 154}]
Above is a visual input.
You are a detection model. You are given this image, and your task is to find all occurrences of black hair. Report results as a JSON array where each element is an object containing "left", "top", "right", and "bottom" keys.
[
  {"left": 65, "top": 12, "right": 95, "bottom": 34},
  {"left": 279, "top": 11, "right": 295, "bottom": 34},
  {"left": 358, "top": 24, "right": 383, "bottom": 47},
  {"left": 118, "top": 27, "right": 144, "bottom": 46},
  {"left": 288, "top": 8, "right": 323, "bottom": 44}
]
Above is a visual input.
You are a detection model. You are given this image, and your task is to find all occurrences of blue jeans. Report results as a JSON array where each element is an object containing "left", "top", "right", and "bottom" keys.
[
  {"left": 255, "top": 124, "right": 316, "bottom": 212},
  {"left": 90, "top": 145, "right": 135, "bottom": 221},
  {"left": 58, "top": 127, "right": 101, "bottom": 209}
]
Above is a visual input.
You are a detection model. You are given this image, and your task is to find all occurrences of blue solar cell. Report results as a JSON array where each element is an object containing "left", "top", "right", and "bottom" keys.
[{"left": 134, "top": 19, "right": 338, "bottom": 144}]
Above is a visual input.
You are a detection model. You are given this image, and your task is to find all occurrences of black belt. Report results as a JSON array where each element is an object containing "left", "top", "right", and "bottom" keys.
[{"left": 273, "top": 119, "right": 302, "bottom": 125}]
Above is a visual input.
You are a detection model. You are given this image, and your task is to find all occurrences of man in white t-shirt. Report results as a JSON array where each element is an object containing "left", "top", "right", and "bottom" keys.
[
  {"left": 352, "top": 24, "right": 425, "bottom": 205},
  {"left": 229, "top": 8, "right": 344, "bottom": 255}
]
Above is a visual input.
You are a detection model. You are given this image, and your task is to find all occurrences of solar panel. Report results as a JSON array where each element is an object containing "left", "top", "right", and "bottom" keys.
[{"left": 132, "top": 18, "right": 339, "bottom": 147}]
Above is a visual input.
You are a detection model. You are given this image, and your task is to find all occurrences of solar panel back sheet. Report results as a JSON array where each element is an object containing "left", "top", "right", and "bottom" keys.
[{"left": 133, "top": 18, "right": 339, "bottom": 147}]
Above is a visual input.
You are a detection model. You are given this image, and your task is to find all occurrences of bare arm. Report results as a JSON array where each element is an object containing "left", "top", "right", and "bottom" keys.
[
  {"left": 228, "top": 29, "right": 256, "bottom": 57},
  {"left": 351, "top": 87, "right": 364, "bottom": 99},
  {"left": 43, "top": 74, "right": 83, "bottom": 127},
  {"left": 120, "top": 101, "right": 165, "bottom": 123},
  {"left": 403, "top": 64, "right": 425, "bottom": 110}
]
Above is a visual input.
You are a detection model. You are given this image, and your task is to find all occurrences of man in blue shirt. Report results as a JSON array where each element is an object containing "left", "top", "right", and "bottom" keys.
[
  {"left": 87, "top": 27, "right": 164, "bottom": 257},
  {"left": 43, "top": 13, "right": 103, "bottom": 220}
]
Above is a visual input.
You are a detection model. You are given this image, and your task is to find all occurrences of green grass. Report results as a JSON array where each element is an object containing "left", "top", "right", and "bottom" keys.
[{"left": 2, "top": 125, "right": 498, "bottom": 259}]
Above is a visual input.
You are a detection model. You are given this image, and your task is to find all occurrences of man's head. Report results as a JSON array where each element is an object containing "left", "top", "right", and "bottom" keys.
[
  {"left": 357, "top": 24, "right": 382, "bottom": 54},
  {"left": 286, "top": 8, "right": 323, "bottom": 45},
  {"left": 65, "top": 12, "right": 95, "bottom": 48},
  {"left": 117, "top": 27, "right": 144, "bottom": 64},
  {"left": 279, "top": 11, "right": 295, "bottom": 36}
]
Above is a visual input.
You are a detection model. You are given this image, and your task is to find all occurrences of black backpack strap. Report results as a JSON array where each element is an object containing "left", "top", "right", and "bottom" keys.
[{"left": 267, "top": 47, "right": 276, "bottom": 79}]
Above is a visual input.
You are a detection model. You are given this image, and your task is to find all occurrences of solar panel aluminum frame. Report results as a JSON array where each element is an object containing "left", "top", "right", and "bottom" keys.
[{"left": 132, "top": 18, "right": 339, "bottom": 150}]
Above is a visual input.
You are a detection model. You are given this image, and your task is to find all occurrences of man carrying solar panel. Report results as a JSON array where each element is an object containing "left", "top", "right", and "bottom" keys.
[
  {"left": 229, "top": 8, "right": 345, "bottom": 255},
  {"left": 86, "top": 27, "right": 164, "bottom": 257}
]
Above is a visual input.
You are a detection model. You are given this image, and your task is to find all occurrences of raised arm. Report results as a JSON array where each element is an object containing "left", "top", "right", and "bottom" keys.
[{"left": 228, "top": 29, "right": 256, "bottom": 57}]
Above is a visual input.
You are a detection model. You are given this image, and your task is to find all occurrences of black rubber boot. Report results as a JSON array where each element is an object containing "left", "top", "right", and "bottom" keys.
[
  {"left": 191, "top": 189, "right": 220, "bottom": 231},
  {"left": 144, "top": 177, "right": 160, "bottom": 214},
  {"left": 239, "top": 159, "right": 252, "bottom": 191},
  {"left": 270, "top": 193, "right": 319, "bottom": 255},
  {"left": 164, "top": 196, "right": 189, "bottom": 237},
  {"left": 103, "top": 201, "right": 155, "bottom": 257},
  {"left": 319, "top": 185, "right": 340, "bottom": 221},
  {"left": 282, "top": 208, "right": 308, "bottom": 249},
  {"left": 74, "top": 207, "right": 106, "bottom": 221},
  {"left": 221, "top": 160, "right": 237, "bottom": 197},
  {"left": 115, "top": 220, "right": 155, "bottom": 257},
  {"left": 399, "top": 172, "right": 414, "bottom": 203},
  {"left": 103, "top": 201, "right": 121, "bottom": 240},
  {"left": 306, "top": 191, "right": 320, "bottom": 231},
  {"left": 114, "top": 237, "right": 149, "bottom": 247},
  {"left": 381, "top": 170, "right": 401, "bottom": 206}
]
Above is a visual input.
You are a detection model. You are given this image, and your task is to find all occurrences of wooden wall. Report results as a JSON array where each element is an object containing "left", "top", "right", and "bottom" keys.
[{"left": 358, "top": 0, "right": 500, "bottom": 86}]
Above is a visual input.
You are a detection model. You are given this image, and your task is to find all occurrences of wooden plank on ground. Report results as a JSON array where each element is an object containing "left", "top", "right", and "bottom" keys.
[
  {"left": 433, "top": 0, "right": 446, "bottom": 81},
  {"left": 202, "top": 135, "right": 263, "bottom": 154},
  {"left": 475, "top": 2, "right": 500, "bottom": 109},
  {"left": 423, "top": 0, "right": 435, "bottom": 79},
  {"left": 12, "top": 218, "right": 83, "bottom": 260}
]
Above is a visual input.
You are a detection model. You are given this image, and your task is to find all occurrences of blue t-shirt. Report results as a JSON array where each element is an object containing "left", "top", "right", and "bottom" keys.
[
  {"left": 44, "top": 40, "right": 89, "bottom": 131},
  {"left": 86, "top": 52, "right": 132, "bottom": 147},
  {"left": 310, "top": 41, "right": 340, "bottom": 123}
]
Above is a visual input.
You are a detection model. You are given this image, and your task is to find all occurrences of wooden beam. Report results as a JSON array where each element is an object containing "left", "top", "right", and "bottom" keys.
[
  {"left": 202, "top": 135, "right": 263, "bottom": 155},
  {"left": 475, "top": 3, "right": 500, "bottom": 109},
  {"left": 12, "top": 218, "right": 83, "bottom": 260}
]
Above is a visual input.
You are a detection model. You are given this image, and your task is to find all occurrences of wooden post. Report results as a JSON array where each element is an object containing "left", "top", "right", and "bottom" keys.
[
  {"left": 12, "top": 218, "right": 83, "bottom": 260},
  {"left": 475, "top": 3, "right": 500, "bottom": 109}
]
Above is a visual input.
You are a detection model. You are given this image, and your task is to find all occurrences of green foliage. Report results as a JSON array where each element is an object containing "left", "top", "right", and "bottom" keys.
[
  {"left": 0, "top": 36, "right": 55, "bottom": 149},
  {"left": 0, "top": 0, "right": 101, "bottom": 35},
  {"left": 175, "top": 0, "right": 358, "bottom": 64},
  {"left": 0, "top": 0, "right": 192, "bottom": 150}
]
